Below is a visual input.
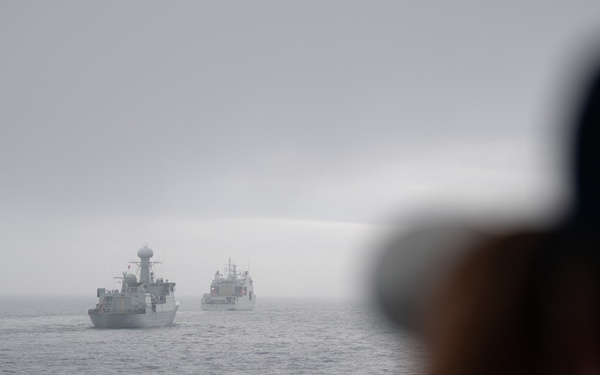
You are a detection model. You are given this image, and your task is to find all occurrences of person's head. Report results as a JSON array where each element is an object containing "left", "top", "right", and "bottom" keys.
[{"left": 375, "top": 51, "right": 600, "bottom": 375}]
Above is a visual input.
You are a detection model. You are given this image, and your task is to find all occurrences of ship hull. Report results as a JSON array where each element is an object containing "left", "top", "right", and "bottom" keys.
[
  {"left": 201, "top": 297, "right": 255, "bottom": 311},
  {"left": 88, "top": 306, "right": 178, "bottom": 328}
]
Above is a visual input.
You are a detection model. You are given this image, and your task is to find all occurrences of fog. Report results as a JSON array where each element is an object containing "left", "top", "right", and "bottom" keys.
[{"left": 2, "top": 1, "right": 599, "bottom": 298}]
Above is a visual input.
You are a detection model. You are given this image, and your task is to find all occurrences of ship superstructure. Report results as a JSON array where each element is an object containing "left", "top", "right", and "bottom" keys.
[
  {"left": 88, "top": 245, "right": 179, "bottom": 328},
  {"left": 201, "top": 258, "right": 255, "bottom": 311}
]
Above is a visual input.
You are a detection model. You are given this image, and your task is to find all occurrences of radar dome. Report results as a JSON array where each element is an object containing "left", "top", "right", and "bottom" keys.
[
  {"left": 137, "top": 245, "right": 154, "bottom": 258},
  {"left": 125, "top": 273, "right": 137, "bottom": 285}
]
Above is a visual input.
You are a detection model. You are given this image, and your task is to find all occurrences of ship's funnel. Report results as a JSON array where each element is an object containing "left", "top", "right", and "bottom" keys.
[{"left": 137, "top": 246, "right": 154, "bottom": 284}]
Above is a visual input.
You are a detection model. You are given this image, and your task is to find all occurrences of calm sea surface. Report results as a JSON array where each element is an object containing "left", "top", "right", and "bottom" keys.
[{"left": 0, "top": 296, "right": 420, "bottom": 374}]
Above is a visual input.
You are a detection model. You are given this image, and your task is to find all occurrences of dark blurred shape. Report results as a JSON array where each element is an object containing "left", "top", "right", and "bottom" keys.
[
  {"left": 374, "top": 55, "right": 600, "bottom": 374},
  {"left": 424, "top": 229, "right": 600, "bottom": 375},
  {"left": 571, "top": 57, "right": 600, "bottom": 228},
  {"left": 374, "top": 221, "right": 485, "bottom": 332}
]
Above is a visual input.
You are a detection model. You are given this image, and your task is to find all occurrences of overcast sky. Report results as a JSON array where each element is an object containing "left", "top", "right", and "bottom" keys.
[{"left": 2, "top": 1, "right": 600, "bottom": 299}]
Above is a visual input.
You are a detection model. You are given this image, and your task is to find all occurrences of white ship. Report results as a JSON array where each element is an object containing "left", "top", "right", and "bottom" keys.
[
  {"left": 201, "top": 258, "right": 256, "bottom": 311},
  {"left": 88, "top": 245, "right": 179, "bottom": 328}
]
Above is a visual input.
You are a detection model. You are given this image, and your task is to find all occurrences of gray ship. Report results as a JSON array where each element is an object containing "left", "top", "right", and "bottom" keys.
[
  {"left": 88, "top": 245, "right": 179, "bottom": 328},
  {"left": 201, "top": 258, "right": 256, "bottom": 311}
]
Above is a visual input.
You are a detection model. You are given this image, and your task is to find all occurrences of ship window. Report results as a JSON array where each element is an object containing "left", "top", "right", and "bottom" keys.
[{"left": 249, "top": 292, "right": 253, "bottom": 301}]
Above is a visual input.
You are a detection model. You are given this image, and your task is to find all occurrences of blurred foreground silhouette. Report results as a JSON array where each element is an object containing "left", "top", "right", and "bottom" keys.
[{"left": 375, "top": 56, "right": 600, "bottom": 375}]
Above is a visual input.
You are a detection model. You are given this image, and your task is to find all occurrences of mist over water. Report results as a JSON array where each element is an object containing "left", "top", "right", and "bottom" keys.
[{"left": 0, "top": 296, "right": 418, "bottom": 374}]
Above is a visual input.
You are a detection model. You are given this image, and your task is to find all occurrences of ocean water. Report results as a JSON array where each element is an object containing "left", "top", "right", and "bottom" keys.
[{"left": 0, "top": 296, "right": 420, "bottom": 374}]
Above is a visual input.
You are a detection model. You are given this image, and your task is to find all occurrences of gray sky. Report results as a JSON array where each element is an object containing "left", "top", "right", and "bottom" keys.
[{"left": 2, "top": 1, "right": 600, "bottom": 298}]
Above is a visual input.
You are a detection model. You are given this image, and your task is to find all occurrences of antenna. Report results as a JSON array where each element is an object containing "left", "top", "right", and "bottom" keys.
[
  {"left": 162, "top": 249, "right": 165, "bottom": 278},
  {"left": 109, "top": 260, "right": 115, "bottom": 290}
]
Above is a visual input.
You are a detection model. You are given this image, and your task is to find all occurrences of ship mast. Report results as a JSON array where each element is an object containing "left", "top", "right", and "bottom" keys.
[
  {"left": 137, "top": 245, "right": 154, "bottom": 284},
  {"left": 225, "top": 257, "right": 238, "bottom": 280}
]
